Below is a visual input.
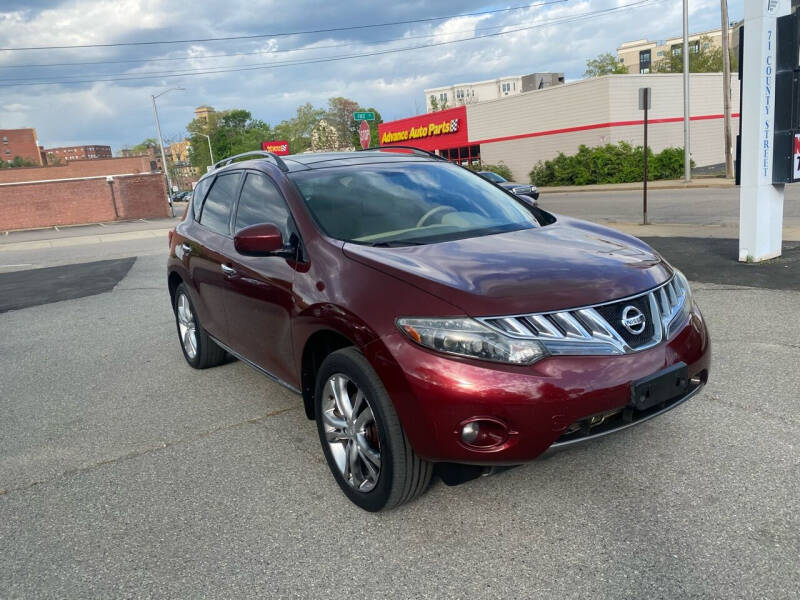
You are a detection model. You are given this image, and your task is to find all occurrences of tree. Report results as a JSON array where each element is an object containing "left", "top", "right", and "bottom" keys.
[
  {"left": 429, "top": 95, "right": 439, "bottom": 112},
  {"left": 652, "top": 35, "right": 738, "bottom": 73},
  {"left": 274, "top": 102, "right": 326, "bottom": 154},
  {"left": 584, "top": 52, "right": 629, "bottom": 77},
  {"left": 186, "top": 108, "right": 275, "bottom": 171},
  {"left": 325, "top": 97, "right": 360, "bottom": 148},
  {"left": 130, "top": 138, "right": 158, "bottom": 153}
]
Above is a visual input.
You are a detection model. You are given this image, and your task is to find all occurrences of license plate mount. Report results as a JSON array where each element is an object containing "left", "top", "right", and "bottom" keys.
[{"left": 630, "top": 362, "right": 689, "bottom": 411}]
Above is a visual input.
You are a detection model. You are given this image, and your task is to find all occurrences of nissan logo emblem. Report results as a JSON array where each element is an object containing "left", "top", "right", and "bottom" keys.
[{"left": 621, "top": 305, "right": 646, "bottom": 335}]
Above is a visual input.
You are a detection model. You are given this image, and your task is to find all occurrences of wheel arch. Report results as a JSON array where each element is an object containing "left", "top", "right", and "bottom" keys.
[
  {"left": 300, "top": 329, "right": 357, "bottom": 420},
  {"left": 167, "top": 270, "right": 183, "bottom": 306}
]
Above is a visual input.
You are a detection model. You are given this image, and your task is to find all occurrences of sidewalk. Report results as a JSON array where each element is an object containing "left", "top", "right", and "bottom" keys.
[
  {"left": 0, "top": 214, "right": 184, "bottom": 252},
  {"left": 539, "top": 178, "right": 735, "bottom": 194}
]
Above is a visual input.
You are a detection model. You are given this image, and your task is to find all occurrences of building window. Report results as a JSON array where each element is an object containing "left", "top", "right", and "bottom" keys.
[
  {"left": 4, "top": 149, "right": 10, "bottom": 155},
  {"left": 671, "top": 44, "right": 681, "bottom": 57},
  {"left": 689, "top": 40, "right": 700, "bottom": 54},
  {"left": 656, "top": 51, "right": 664, "bottom": 57},
  {"left": 2, "top": 136, "right": 7, "bottom": 144},
  {"left": 639, "top": 49, "right": 651, "bottom": 73}
]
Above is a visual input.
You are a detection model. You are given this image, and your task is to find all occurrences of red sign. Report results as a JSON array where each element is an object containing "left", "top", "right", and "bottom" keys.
[
  {"left": 261, "top": 140, "right": 290, "bottom": 155},
  {"left": 359, "top": 120, "right": 371, "bottom": 149},
  {"left": 378, "top": 106, "right": 468, "bottom": 152}
]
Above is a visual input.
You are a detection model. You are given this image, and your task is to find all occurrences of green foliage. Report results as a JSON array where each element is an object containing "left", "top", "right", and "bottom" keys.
[
  {"left": 130, "top": 138, "right": 158, "bottom": 153},
  {"left": 0, "top": 156, "right": 37, "bottom": 168},
  {"left": 528, "top": 142, "right": 693, "bottom": 186},
  {"left": 184, "top": 98, "right": 383, "bottom": 170},
  {"left": 584, "top": 52, "right": 629, "bottom": 77},
  {"left": 652, "top": 35, "right": 738, "bottom": 73},
  {"left": 468, "top": 162, "right": 513, "bottom": 181}
]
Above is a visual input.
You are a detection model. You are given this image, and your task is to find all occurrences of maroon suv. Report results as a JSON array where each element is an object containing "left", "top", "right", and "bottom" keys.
[{"left": 167, "top": 148, "right": 710, "bottom": 511}]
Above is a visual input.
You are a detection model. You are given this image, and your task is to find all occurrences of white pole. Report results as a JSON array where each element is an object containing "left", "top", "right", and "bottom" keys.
[
  {"left": 683, "top": 0, "right": 691, "bottom": 182},
  {"left": 738, "top": 0, "right": 789, "bottom": 262},
  {"left": 202, "top": 133, "right": 214, "bottom": 165}
]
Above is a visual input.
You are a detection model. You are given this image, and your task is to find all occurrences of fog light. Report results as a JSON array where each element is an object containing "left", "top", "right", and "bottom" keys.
[
  {"left": 457, "top": 418, "right": 510, "bottom": 449},
  {"left": 461, "top": 422, "right": 480, "bottom": 444}
]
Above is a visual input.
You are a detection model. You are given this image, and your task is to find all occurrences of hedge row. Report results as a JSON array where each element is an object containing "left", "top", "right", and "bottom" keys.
[{"left": 528, "top": 142, "right": 691, "bottom": 186}]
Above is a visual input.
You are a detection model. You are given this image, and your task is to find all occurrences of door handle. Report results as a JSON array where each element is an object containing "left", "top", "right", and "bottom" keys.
[
  {"left": 220, "top": 264, "right": 237, "bottom": 277},
  {"left": 180, "top": 243, "right": 192, "bottom": 254}
]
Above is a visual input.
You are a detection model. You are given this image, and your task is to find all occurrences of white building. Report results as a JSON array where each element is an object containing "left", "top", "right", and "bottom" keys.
[
  {"left": 424, "top": 72, "right": 564, "bottom": 112},
  {"left": 381, "top": 73, "right": 738, "bottom": 182}
]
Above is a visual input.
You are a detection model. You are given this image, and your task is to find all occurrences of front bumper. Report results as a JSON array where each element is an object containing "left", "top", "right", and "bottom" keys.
[{"left": 369, "top": 304, "right": 710, "bottom": 464}]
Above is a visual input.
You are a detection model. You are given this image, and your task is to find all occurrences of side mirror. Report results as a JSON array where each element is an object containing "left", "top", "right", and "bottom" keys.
[
  {"left": 234, "top": 223, "right": 286, "bottom": 256},
  {"left": 515, "top": 194, "right": 537, "bottom": 208}
]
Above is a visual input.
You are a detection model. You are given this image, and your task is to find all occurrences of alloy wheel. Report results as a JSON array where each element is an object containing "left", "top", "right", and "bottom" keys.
[
  {"left": 176, "top": 293, "right": 198, "bottom": 359},
  {"left": 321, "top": 374, "right": 382, "bottom": 492}
]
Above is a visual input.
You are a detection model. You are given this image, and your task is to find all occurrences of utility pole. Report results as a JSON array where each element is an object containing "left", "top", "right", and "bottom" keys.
[
  {"left": 151, "top": 87, "right": 184, "bottom": 217},
  {"left": 721, "top": 0, "right": 733, "bottom": 178},
  {"left": 683, "top": 0, "right": 691, "bottom": 182}
]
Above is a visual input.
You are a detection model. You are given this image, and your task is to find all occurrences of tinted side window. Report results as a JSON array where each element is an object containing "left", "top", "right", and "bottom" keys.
[
  {"left": 191, "top": 176, "right": 213, "bottom": 220},
  {"left": 199, "top": 172, "right": 240, "bottom": 235},
  {"left": 235, "top": 173, "right": 291, "bottom": 237}
]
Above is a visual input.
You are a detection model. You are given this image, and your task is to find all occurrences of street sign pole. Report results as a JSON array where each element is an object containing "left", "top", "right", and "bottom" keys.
[
  {"left": 739, "top": 0, "right": 790, "bottom": 262},
  {"left": 639, "top": 87, "right": 651, "bottom": 225}
]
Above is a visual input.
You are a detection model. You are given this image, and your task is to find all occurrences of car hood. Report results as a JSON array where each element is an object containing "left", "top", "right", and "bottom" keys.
[{"left": 342, "top": 216, "right": 671, "bottom": 316}]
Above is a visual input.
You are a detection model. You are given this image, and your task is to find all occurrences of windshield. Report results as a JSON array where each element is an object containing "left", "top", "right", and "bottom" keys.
[
  {"left": 480, "top": 171, "right": 506, "bottom": 183},
  {"left": 290, "top": 162, "right": 539, "bottom": 246}
]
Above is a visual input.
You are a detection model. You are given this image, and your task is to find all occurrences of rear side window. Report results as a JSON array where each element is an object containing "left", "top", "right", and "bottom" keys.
[
  {"left": 235, "top": 172, "right": 291, "bottom": 237},
  {"left": 199, "top": 172, "right": 241, "bottom": 235},
  {"left": 191, "top": 176, "right": 213, "bottom": 219}
]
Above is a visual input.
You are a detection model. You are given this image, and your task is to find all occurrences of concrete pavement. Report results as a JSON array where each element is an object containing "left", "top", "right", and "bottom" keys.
[{"left": 1, "top": 251, "right": 798, "bottom": 598}]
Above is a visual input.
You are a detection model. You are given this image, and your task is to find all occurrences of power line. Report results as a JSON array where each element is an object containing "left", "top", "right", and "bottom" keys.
[
  {"left": 0, "top": 19, "right": 544, "bottom": 72},
  {"left": 0, "top": 0, "right": 567, "bottom": 52},
  {"left": 0, "top": 0, "right": 656, "bottom": 87}
]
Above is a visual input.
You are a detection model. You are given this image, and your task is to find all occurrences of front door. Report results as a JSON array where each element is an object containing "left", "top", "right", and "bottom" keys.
[{"left": 223, "top": 171, "right": 298, "bottom": 384}]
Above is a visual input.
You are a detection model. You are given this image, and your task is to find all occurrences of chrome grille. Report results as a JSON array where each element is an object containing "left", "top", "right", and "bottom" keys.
[{"left": 479, "top": 276, "right": 688, "bottom": 356}]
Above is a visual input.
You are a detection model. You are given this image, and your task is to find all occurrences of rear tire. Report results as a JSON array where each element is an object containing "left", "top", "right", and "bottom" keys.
[
  {"left": 173, "top": 283, "right": 226, "bottom": 369},
  {"left": 314, "top": 347, "right": 432, "bottom": 511}
]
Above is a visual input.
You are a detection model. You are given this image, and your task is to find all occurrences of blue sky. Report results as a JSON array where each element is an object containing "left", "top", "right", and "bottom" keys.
[{"left": 0, "top": 0, "right": 742, "bottom": 151}]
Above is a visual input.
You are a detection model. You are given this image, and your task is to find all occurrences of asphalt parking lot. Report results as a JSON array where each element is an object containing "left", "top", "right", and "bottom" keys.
[{"left": 1, "top": 196, "right": 799, "bottom": 598}]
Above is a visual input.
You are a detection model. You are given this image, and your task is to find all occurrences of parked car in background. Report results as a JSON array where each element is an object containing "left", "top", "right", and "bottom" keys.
[
  {"left": 478, "top": 170, "right": 539, "bottom": 204},
  {"left": 167, "top": 148, "right": 709, "bottom": 511}
]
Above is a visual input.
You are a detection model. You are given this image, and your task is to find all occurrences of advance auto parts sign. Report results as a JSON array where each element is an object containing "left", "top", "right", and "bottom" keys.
[
  {"left": 381, "top": 117, "right": 460, "bottom": 144},
  {"left": 378, "top": 106, "right": 468, "bottom": 151}
]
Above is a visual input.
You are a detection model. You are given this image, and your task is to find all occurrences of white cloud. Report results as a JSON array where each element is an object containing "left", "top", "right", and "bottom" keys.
[{"left": 0, "top": 0, "right": 742, "bottom": 150}]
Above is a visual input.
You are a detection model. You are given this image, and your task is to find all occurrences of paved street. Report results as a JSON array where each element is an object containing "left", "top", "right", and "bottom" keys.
[
  {"left": 548, "top": 186, "right": 800, "bottom": 227},
  {"left": 1, "top": 195, "right": 799, "bottom": 598}
]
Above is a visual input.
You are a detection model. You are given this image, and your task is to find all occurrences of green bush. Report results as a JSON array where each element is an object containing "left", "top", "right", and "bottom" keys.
[
  {"left": 469, "top": 161, "right": 513, "bottom": 181},
  {"left": 528, "top": 143, "right": 692, "bottom": 186}
]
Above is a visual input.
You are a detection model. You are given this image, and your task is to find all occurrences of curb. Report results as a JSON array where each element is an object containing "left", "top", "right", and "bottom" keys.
[
  {"left": 0, "top": 228, "right": 172, "bottom": 252},
  {"left": 539, "top": 180, "right": 735, "bottom": 194}
]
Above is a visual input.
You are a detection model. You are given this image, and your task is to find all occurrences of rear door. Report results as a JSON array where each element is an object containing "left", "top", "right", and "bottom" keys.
[
  {"left": 223, "top": 171, "right": 298, "bottom": 383},
  {"left": 186, "top": 170, "right": 242, "bottom": 345}
]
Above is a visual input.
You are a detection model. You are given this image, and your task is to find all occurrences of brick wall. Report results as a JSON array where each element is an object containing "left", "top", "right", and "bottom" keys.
[
  {"left": 0, "top": 173, "right": 169, "bottom": 231},
  {"left": 0, "top": 156, "right": 155, "bottom": 184},
  {"left": 0, "top": 128, "right": 44, "bottom": 166}
]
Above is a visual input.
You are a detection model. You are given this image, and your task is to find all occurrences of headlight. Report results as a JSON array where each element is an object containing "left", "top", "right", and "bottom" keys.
[
  {"left": 673, "top": 269, "right": 693, "bottom": 316},
  {"left": 396, "top": 317, "right": 547, "bottom": 365}
]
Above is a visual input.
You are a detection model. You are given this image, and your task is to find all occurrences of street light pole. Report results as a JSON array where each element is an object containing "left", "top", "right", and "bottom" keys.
[
  {"left": 201, "top": 133, "right": 214, "bottom": 166},
  {"left": 682, "top": 0, "right": 691, "bottom": 182},
  {"left": 151, "top": 87, "right": 184, "bottom": 217}
]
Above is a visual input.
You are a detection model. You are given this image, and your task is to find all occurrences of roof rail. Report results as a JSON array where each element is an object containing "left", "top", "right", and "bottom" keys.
[
  {"left": 212, "top": 150, "right": 289, "bottom": 172},
  {"left": 358, "top": 145, "right": 447, "bottom": 161}
]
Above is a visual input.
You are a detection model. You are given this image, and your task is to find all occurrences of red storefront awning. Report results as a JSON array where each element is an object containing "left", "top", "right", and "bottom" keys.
[{"left": 378, "top": 106, "right": 469, "bottom": 152}]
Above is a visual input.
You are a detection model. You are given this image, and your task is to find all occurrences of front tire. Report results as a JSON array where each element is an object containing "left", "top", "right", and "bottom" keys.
[
  {"left": 314, "top": 348, "right": 432, "bottom": 511},
  {"left": 173, "top": 283, "right": 226, "bottom": 369}
]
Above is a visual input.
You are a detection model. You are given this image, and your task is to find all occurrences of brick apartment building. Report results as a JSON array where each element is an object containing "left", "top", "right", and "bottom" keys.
[
  {"left": 0, "top": 128, "right": 44, "bottom": 166},
  {"left": 44, "top": 144, "right": 113, "bottom": 163}
]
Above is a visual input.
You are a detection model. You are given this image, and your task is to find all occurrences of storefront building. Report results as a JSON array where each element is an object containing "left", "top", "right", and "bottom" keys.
[{"left": 378, "top": 73, "right": 740, "bottom": 182}]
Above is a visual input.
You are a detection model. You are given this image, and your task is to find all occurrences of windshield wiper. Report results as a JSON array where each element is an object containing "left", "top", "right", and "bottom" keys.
[{"left": 369, "top": 240, "right": 426, "bottom": 247}]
